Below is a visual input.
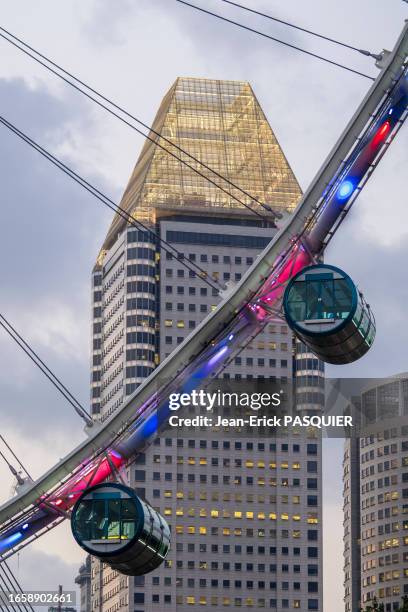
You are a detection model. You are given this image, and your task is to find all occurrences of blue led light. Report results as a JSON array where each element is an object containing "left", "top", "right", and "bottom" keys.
[
  {"left": 0, "top": 531, "right": 23, "bottom": 551},
  {"left": 22, "top": 523, "right": 29, "bottom": 530},
  {"left": 141, "top": 413, "right": 158, "bottom": 438},
  {"left": 388, "top": 108, "right": 393, "bottom": 115},
  {"left": 337, "top": 180, "right": 354, "bottom": 200},
  {"left": 207, "top": 345, "right": 228, "bottom": 368},
  {"left": 228, "top": 334, "right": 234, "bottom": 341}
]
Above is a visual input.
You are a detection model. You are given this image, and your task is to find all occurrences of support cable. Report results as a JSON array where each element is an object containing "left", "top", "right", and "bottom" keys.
[
  {"left": 0, "top": 435, "right": 32, "bottom": 481},
  {"left": 0, "top": 115, "right": 223, "bottom": 293},
  {"left": 0, "top": 27, "right": 276, "bottom": 222},
  {"left": 1, "top": 560, "right": 34, "bottom": 612},
  {"left": 217, "top": 0, "right": 383, "bottom": 60},
  {"left": 0, "top": 435, "right": 61, "bottom": 528},
  {"left": 0, "top": 315, "right": 93, "bottom": 427},
  {"left": 0, "top": 563, "right": 30, "bottom": 612},
  {"left": 174, "top": 0, "right": 376, "bottom": 80},
  {"left": 0, "top": 571, "right": 19, "bottom": 612},
  {"left": 0, "top": 448, "right": 25, "bottom": 485}
]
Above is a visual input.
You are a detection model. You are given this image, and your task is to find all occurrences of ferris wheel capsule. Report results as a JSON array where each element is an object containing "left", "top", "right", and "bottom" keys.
[
  {"left": 283, "top": 264, "right": 375, "bottom": 365},
  {"left": 71, "top": 482, "right": 171, "bottom": 576}
]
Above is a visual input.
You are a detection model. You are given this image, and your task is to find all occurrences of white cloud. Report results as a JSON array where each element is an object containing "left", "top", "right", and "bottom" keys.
[{"left": 18, "top": 299, "right": 89, "bottom": 363}]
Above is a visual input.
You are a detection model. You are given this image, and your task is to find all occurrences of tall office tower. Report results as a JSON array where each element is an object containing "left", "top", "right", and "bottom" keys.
[
  {"left": 344, "top": 436, "right": 362, "bottom": 612},
  {"left": 87, "top": 77, "right": 323, "bottom": 612},
  {"left": 343, "top": 375, "right": 408, "bottom": 612}
]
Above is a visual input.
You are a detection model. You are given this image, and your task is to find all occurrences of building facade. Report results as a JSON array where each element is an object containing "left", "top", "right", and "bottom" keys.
[
  {"left": 343, "top": 374, "right": 408, "bottom": 612},
  {"left": 84, "top": 77, "right": 323, "bottom": 612},
  {"left": 75, "top": 555, "right": 92, "bottom": 612}
]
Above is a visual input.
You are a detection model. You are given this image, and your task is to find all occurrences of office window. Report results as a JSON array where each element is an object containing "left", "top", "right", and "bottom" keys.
[
  {"left": 308, "top": 547, "right": 318, "bottom": 558},
  {"left": 307, "top": 461, "right": 318, "bottom": 473},
  {"left": 308, "top": 478, "right": 318, "bottom": 490}
]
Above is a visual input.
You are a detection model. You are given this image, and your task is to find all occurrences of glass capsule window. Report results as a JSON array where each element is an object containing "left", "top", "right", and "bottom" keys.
[
  {"left": 73, "top": 494, "right": 138, "bottom": 543},
  {"left": 286, "top": 272, "right": 354, "bottom": 322}
]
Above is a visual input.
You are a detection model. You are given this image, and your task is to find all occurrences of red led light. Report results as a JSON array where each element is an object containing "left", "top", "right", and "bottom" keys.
[{"left": 372, "top": 121, "right": 391, "bottom": 147}]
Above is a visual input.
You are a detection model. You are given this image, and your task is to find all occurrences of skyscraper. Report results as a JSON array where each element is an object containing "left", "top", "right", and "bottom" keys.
[
  {"left": 86, "top": 77, "right": 323, "bottom": 612},
  {"left": 343, "top": 374, "right": 408, "bottom": 612}
]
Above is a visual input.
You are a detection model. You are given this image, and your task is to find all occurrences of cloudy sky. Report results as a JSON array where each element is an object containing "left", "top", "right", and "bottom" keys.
[{"left": 0, "top": 0, "right": 407, "bottom": 609}]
